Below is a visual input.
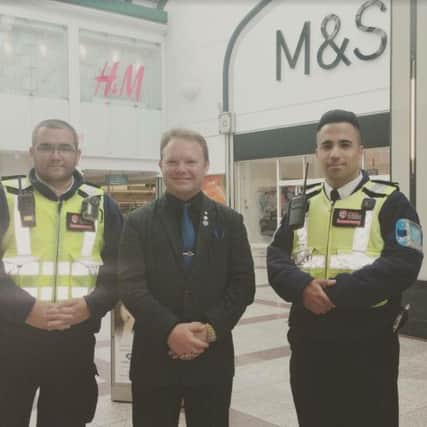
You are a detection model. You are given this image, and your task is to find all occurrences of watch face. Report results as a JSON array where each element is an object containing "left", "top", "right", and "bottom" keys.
[{"left": 206, "top": 324, "right": 216, "bottom": 342}]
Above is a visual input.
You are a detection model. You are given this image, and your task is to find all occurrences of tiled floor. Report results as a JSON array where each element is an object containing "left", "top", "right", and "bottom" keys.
[{"left": 30, "top": 269, "right": 427, "bottom": 426}]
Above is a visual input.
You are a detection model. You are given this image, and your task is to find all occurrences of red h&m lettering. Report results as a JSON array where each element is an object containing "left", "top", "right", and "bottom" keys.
[{"left": 95, "top": 62, "right": 145, "bottom": 102}]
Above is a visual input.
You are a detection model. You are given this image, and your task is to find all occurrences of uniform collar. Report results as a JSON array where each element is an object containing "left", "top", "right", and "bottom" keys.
[
  {"left": 29, "top": 168, "right": 83, "bottom": 201},
  {"left": 324, "top": 171, "right": 363, "bottom": 201}
]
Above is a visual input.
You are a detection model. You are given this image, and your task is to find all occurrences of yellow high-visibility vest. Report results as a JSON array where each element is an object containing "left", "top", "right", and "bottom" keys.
[
  {"left": 1, "top": 177, "right": 104, "bottom": 302},
  {"left": 291, "top": 180, "right": 396, "bottom": 307}
]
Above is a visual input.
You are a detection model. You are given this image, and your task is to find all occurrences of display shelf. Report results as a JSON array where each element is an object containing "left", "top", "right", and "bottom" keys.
[{"left": 103, "top": 184, "right": 155, "bottom": 214}]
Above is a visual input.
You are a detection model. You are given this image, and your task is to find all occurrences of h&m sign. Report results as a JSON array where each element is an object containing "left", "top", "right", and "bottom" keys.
[{"left": 276, "top": 0, "right": 388, "bottom": 81}]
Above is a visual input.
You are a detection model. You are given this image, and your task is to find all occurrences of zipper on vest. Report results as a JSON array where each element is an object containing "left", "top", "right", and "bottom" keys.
[
  {"left": 323, "top": 199, "right": 336, "bottom": 279},
  {"left": 53, "top": 200, "right": 63, "bottom": 302}
]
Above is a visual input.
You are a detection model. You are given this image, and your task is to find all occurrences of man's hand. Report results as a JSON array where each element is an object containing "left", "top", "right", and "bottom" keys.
[
  {"left": 167, "top": 322, "right": 209, "bottom": 360},
  {"left": 56, "top": 297, "right": 91, "bottom": 327},
  {"left": 25, "top": 300, "right": 72, "bottom": 331},
  {"left": 302, "top": 279, "right": 336, "bottom": 315},
  {"left": 193, "top": 323, "right": 209, "bottom": 343}
]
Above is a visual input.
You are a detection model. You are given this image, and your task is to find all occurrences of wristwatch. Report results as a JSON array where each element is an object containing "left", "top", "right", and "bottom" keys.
[{"left": 206, "top": 323, "right": 217, "bottom": 343}]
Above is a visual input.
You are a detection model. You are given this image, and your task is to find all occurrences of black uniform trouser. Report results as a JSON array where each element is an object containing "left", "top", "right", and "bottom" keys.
[
  {"left": 131, "top": 379, "right": 233, "bottom": 427},
  {"left": 288, "top": 330, "right": 399, "bottom": 427},
  {"left": 0, "top": 331, "right": 98, "bottom": 427}
]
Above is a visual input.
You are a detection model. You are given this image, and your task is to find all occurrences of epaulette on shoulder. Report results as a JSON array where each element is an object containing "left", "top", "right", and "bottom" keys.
[
  {"left": 83, "top": 181, "right": 101, "bottom": 189},
  {"left": 1, "top": 174, "right": 26, "bottom": 182},
  {"left": 363, "top": 179, "right": 399, "bottom": 198},
  {"left": 78, "top": 182, "right": 103, "bottom": 198},
  {"left": 305, "top": 182, "right": 323, "bottom": 199},
  {"left": 370, "top": 179, "right": 399, "bottom": 189},
  {"left": 1, "top": 175, "right": 32, "bottom": 194}
]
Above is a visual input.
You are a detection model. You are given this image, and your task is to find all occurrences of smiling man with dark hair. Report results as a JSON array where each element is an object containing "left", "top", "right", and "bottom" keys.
[{"left": 268, "top": 109, "right": 423, "bottom": 427}]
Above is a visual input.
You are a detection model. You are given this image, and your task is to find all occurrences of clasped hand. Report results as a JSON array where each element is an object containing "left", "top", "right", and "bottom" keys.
[
  {"left": 302, "top": 278, "right": 336, "bottom": 315},
  {"left": 167, "top": 322, "right": 209, "bottom": 361},
  {"left": 25, "top": 298, "right": 91, "bottom": 331}
]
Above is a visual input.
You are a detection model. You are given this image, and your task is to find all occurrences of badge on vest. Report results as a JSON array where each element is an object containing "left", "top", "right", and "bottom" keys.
[
  {"left": 395, "top": 219, "right": 423, "bottom": 253},
  {"left": 332, "top": 209, "right": 365, "bottom": 227},
  {"left": 67, "top": 212, "right": 95, "bottom": 232}
]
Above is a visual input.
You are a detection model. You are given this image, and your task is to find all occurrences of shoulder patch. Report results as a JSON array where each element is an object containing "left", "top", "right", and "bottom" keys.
[{"left": 395, "top": 219, "right": 423, "bottom": 253}]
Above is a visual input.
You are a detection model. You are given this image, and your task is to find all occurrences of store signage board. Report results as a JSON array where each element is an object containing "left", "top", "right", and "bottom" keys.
[
  {"left": 276, "top": 1, "right": 388, "bottom": 81},
  {"left": 233, "top": 0, "right": 390, "bottom": 132}
]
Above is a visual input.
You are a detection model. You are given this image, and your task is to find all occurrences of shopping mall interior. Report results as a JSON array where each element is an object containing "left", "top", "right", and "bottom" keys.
[{"left": 0, "top": 0, "right": 426, "bottom": 425}]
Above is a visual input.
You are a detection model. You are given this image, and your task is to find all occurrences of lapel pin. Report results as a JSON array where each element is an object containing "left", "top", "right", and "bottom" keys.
[{"left": 203, "top": 211, "right": 209, "bottom": 226}]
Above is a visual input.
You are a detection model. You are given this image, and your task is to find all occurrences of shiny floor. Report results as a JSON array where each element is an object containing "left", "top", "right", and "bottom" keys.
[{"left": 30, "top": 269, "right": 427, "bottom": 427}]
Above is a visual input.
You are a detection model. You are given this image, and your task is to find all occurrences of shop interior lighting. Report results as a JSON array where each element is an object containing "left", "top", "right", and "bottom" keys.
[
  {"left": 112, "top": 50, "right": 120, "bottom": 62},
  {"left": 39, "top": 43, "right": 48, "bottom": 57},
  {"left": 3, "top": 38, "right": 12, "bottom": 55},
  {"left": 80, "top": 43, "right": 87, "bottom": 59}
]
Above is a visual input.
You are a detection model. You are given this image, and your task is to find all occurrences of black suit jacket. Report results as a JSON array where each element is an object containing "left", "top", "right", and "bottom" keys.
[{"left": 119, "top": 193, "right": 255, "bottom": 388}]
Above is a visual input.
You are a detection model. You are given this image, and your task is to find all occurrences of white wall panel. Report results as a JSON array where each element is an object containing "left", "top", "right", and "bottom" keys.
[
  {"left": 80, "top": 102, "right": 110, "bottom": 156},
  {"left": 108, "top": 105, "right": 139, "bottom": 158},
  {"left": 136, "top": 109, "right": 162, "bottom": 160},
  {"left": 206, "top": 135, "right": 226, "bottom": 175}
]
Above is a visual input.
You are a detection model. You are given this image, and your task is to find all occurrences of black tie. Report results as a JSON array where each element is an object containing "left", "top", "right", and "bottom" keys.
[
  {"left": 181, "top": 203, "right": 195, "bottom": 267},
  {"left": 330, "top": 189, "right": 340, "bottom": 203}
]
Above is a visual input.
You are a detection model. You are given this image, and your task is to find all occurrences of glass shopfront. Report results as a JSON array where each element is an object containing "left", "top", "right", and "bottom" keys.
[{"left": 0, "top": 16, "right": 67, "bottom": 98}]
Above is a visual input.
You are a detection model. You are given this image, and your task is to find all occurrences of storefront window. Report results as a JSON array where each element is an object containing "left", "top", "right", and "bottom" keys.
[
  {"left": 0, "top": 15, "right": 67, "bottom": 98},
  {"left": 238, "top": 158, "right": 277, "bottom": 244},
  {"left": 279, "top": 155, "right": 303, "bottom": 180},
  {"left": 80, "top": 30, "right": 161, "bottom": 109},
  {"left": 364, "top": 146, "right": 390, "bottom": 178}
]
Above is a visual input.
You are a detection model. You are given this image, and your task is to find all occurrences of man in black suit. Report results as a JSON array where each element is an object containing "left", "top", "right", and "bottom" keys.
[{"left": 119, "top": 128, "right": 255, "bottom": 427}]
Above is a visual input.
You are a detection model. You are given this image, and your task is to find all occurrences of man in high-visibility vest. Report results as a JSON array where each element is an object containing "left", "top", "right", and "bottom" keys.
[
  {"left": 267, "top": 110, "right": 423, "bottom": 427},
  {"left": 0, "top": 119, "right": 122, "bottom": 427}
]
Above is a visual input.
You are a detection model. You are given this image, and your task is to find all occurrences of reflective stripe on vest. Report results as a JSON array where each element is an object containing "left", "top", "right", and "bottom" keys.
[
  {"left": 291, "top": 180, "right": 396, "bottom": 307},
  {"left": 1, "top": 177, "right": 105, "bottom": 301},
  {"left": 11, "top": 182, "right": 32, "bottom": 256}
]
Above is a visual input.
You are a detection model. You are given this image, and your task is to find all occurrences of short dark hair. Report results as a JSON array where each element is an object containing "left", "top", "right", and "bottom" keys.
[
  {"left": 32, "top": 119, "right": 79, "bottom": 147},
  {"left": 317, "top": 109, "right": 360, "bottom": 132},
  {"left": 160, "top": 128, "right": 209, "bottom": 162}
]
